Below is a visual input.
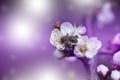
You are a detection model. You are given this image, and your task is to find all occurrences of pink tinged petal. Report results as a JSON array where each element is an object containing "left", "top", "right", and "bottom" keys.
[
  {"left": 75, "top": 26, "right": 86, "bottom": 34},
  {"left": 53, "top": 49, "right": 64, "bottom": 59},
  {"left": 82, "top": 36, "right": 89, "bottom": 42},
  {"left": 96, "top": 40, "right": 102, "bottom": 50},
  {"left": 111, "top": 70, "right": 120, "bottom": 80},
  {"left": 60, "top": 22, "right": 74, "bottom": 35},
  {"left": 113, "top": 51, "right": 120, "bottom": 65},
  {"left": 85, "top": 50, "right": 98, "bottom": 59},
  {"left": 97, "top": 64, "right": 109, "bottom": 76},
  {"left": 77, "top": 38, "right": 85, "bottom": 45},
  {"left": 78, "top": 36, "right": 89, "bottom": 44},
  {"left": 87, "top": 37, "right": 102, "bottom": 50},
  {"left": 50, "top": 29, "right": 63, "bottom": 46},
  {"left": 74, "top": 46, "right": 84, "bottom": 57}
]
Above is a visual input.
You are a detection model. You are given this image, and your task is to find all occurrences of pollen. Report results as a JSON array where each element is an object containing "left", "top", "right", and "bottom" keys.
[{"left": 79, "top": 44, "right": 88, "bottom": 54}]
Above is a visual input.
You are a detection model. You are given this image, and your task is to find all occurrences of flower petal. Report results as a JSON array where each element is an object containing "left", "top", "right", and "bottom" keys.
[
  {"left": 50, "top": 29, "right": 62, "bottom": 45},
  {"left": 74, "top": 45, "right": 84, "bottom": 57},
  {"left": 74, "top": 26, "right": 86, "bottom": 34},
  {"left": 60, "top": 22, "right": 74, "bottom": 35},
  {"left": 50, "top": 29, "right": 65, "bottom": 50},
  {"left": 111, "top": 70, "right": 120, "bottom": 80},
  {"left": 85, "top": 50, "right": 98, "bottom": 59},
  {"left": 77, "top": 36, "right": 89, "bottom": 44},
  {"left": 113, "top": 51, "right": 120, "bottom": 65},
  {"left": 87, "top": 37, "right": 102, "bottom": 50},
  {"left": 97, "top": 64, "right": 109, "bottom": 76}
]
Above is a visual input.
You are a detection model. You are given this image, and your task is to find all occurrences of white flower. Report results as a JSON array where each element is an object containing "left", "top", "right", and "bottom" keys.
[
  {"left": 74, "top": 36, "right": 102, "bottom": 58},
  {"left": 111, "top": 70, "right": 120, "bottom": 80},
  {"left": 50, "top": 22, "right": 86, "bottom": 50},
  {"left": 113, "top": 51, "right": 120, "bottom": 65},
  {"left": 97, "top": 64, "right": 109, "bottom": 76}
]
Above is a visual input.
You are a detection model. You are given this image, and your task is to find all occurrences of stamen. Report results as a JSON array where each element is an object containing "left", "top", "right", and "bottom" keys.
[{"left": 79, "top": 44, "right": 88, "bottom": 54}]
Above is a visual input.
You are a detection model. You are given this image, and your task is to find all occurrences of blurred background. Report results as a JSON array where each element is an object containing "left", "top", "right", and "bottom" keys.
[{"left": 0, "top": 0, "right": 120, "bottom": 80}]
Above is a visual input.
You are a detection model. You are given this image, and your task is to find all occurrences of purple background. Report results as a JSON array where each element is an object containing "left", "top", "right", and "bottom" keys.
[{"left": 0, "top": 0, "right": 120, "bottom": 80}]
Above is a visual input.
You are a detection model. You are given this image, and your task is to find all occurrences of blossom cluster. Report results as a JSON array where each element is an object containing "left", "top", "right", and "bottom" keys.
[
  {"left": 97, "top": 51, "right": 120, "bottom": 80},
  {"left": 50, "top": 22, "right": 102, "bottom": 59}
]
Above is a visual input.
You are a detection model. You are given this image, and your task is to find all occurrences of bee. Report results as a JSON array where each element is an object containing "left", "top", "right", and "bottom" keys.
[{"left": 61, "top": 34, "right": 78, "bottom": 48}]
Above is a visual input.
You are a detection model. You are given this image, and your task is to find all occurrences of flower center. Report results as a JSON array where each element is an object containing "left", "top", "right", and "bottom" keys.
[{"left": 79, "top": 44, "right": 88, "bottom": 54}]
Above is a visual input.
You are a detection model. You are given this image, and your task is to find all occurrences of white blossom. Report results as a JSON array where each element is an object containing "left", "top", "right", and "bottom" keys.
[
  {"left": 74, "top": 36, "right": 102, "bottom": 58},
  {"left": 50, "top": 22, "right": 86, "bottom": 50},
  {"left": 113, "top": 51, "right": 120, "bottom": 65},
  {"left": 97, "top": 64, "right": 109, "bottom": 76},
  {"left": 111, "top": 70, "right": 120, "bottom": 80}
]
